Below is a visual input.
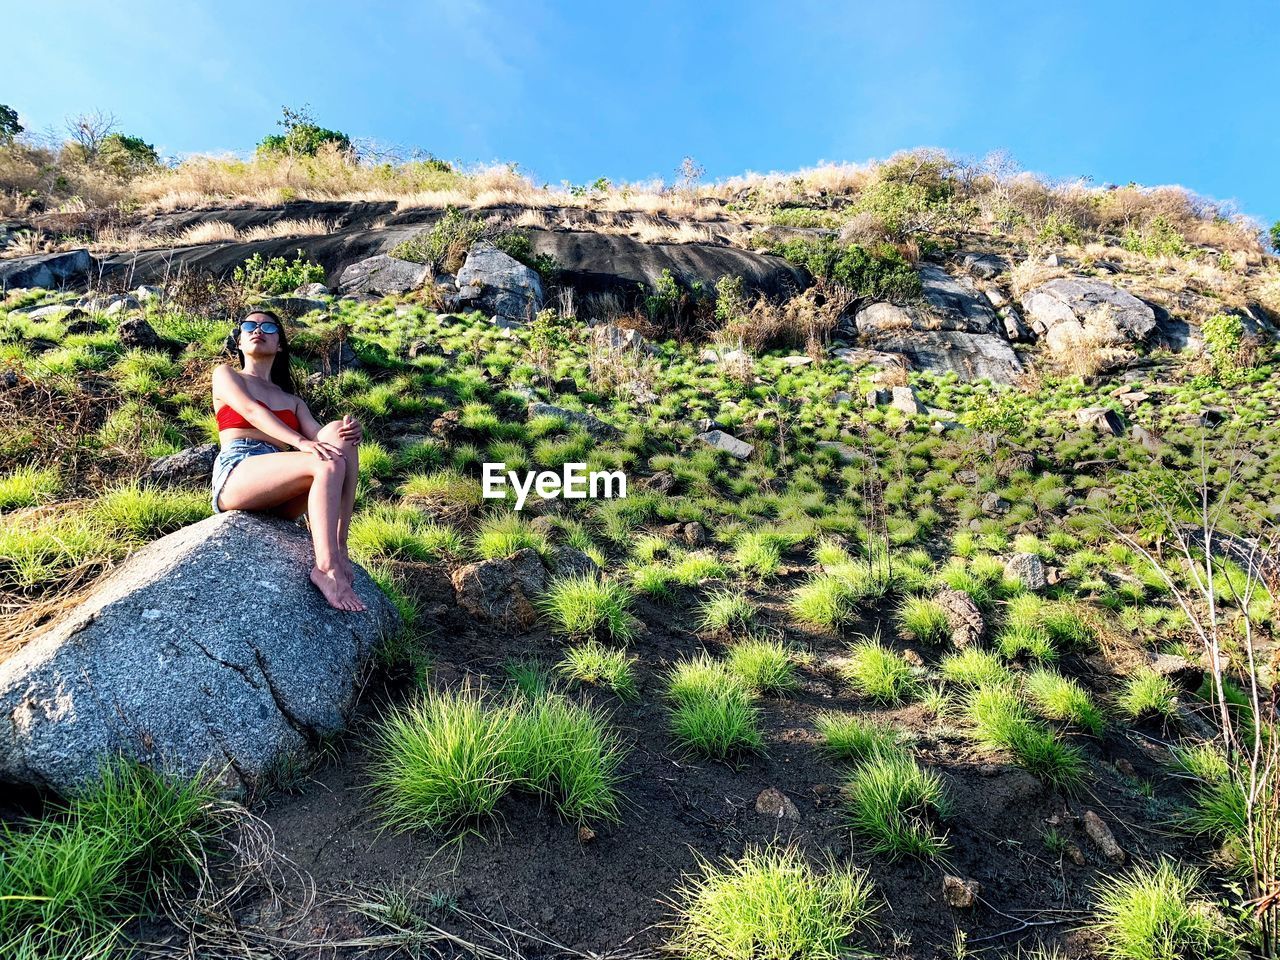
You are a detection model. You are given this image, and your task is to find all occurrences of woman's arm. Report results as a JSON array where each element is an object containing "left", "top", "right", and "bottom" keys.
[
  {"left": 213, "top": 366, "right": 341, "bottom": 458},
  {"left": 297, "top": 400, "right": 363, "bottom": 445}
]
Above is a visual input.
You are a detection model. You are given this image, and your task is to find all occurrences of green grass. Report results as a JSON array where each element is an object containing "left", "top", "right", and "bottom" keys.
[
  {"left": 1091, "top": 860, "right": 1238, "bottom": 960},
  {"left": 1115, "top": 670, "right": 1179, "bottom": 722},
  {"left": 725, "top": 638, "right": 797, "bottom": 694},
  {"left": 0, "top": 760, "right": 224, "bottom": 959},
  {"left": 539, "top": 573, "right": 635, "bottom": 641},
  {"left": 939, "top": 648, "right": 1012, "bottom": 689},
  {"left": 347, "top": 505, "right": 464, "bottom": 562},
  {"left": 734, "top": 530, "right": 783, "bottom": 577},
  {"left": 895, "top": 596, "right": 950, "bottom": 644},
  {"left": 842, "top": 639, "right": 915, "bottom": 704},
  {"left": 90, "top": 483, "right": 210, "bottom": 541},
  {"left": 0, "top": 465, "right": 61, "bottom": 511},
  {"left": 842, "top": 751, "right": 950, "bottom": 860},
  {"left": 666, "top": 655, "right": 764, "bottom": 759},
  {"left": 398, "top": 468, "right": 484, "bottom": 512},
  {"left": 668, "top": 844, "right": 879, "bottom": 960},
  {"left": 789, "top": 573, "right": 858, "bottom": 629},
  {"left": 1023, "top": 668, "right": 1105, "bottom": 736},
  {"left": 556, "top": 641, "right": 638, "bottom": 699},
  {"left": 814, "top": 711, "right": 901, "bottom": 762},
  {"left": 696, "top": 588, "right": 757, "bottom": 634},
  {"left": 0, "top": 509, "right": 119, "bottom": 590},
  {"left": 472, "top": 513, "right": 550, "bottom": 560},
  {"left": 966, "top": 685, "right": 1085, "bottom": 789}
]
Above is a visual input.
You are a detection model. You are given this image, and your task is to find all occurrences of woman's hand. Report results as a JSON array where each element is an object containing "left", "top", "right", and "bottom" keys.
[
  {"left": 299, "top": 438, "right": 345, "bottom": 461},
  {"left": 337, "top": 414, "right": 363, "bottom": 445}
]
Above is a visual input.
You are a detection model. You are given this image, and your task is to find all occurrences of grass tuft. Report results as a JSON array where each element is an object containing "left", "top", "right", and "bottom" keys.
[
  {"left": 842, "top": 751, "right": 950, "bottom": 860},
  {"left": 539, "top": 573, "right": 635, "bottom": 642},
  {"left": 1091, "top": 860, "right": 1237, "bottom": 960}
]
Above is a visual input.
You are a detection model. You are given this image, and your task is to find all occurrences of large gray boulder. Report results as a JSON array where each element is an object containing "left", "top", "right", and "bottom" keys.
[
  {"left": 457, "top": 241, "right": 544, "bottom": 322},
  {"left": 337, "top": 254, "right": 430, "bottom": 297},
  {"left": 854, "top": 265, "right": 999, "bottom": 336},
  {"left": 0, "top": 249, "right": 95, "bottom": 290},
  {"left": 1020, "top": 277, "right": 1157, "bottom": 353},
  {"left": 0, "top": 512, "right": 399, "bottom": 796},
  {"left": 859, "top": 330, "right": 1024, "bottom": 385}
]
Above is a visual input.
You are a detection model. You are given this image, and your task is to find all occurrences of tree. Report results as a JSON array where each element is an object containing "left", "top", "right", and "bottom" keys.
[
  {"left": 1270, "top": 220, "right": 1280, "bottom": 253},
  {"left": 0, "top": 103, "right": 21, "bottom": 143},
  {"left": 257, "top": 103, "right": 351, "bottom": 158},
  {"left": 64, "top": 109, "right": 119, "bottom": 160},
  {"left": 98, "top": 133, "right": 159, "bottom": 178}
]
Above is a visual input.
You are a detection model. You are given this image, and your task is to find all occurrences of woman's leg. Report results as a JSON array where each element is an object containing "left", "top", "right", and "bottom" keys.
[
  {"left": 315, "top": 421, "right": 360, "bottom": 576},
  {"left": 215, "top": 451, "right": 364, "bottom": 612}
]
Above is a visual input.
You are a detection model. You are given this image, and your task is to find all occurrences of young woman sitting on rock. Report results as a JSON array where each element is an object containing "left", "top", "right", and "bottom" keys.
[{"left": 211, "top": 309, "right": 367, "bottom": 612}]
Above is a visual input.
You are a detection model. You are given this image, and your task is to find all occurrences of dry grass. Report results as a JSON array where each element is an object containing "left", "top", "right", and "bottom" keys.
[{"left": 89, "top": 217, "right": 335, "bottom": 254}]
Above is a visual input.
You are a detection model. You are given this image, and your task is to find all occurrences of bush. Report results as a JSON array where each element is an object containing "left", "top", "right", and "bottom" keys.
[
  {"left": 666, "top": 656, "right": 763, "bottom": 759},
  {"left": 769, "top": 236, "right": 921, "bottom": 301},
  {"left": 668, "top": 844, "right": 879, "bottom": 960},
  {"left": 843, "top": 640, "right": 915, "bottom": 704},
  {"left": 1122, "top": 215, "right": 1190, "bottom": 259},
  {"left": 1202, "top": 312, "right": 1245, "bottom": 380},
  {"left": 814, "top": 712, "right": 901, "bottom": 762},
  {"left": 257, "top": 105, "right": 351, "bottom": 158},
  {"left": 233, "top": 249, "right": 325, "bottom": 294},
  {"left": 1091, "top": 860, "right": 1237, "bottom": 960},
  {"left": 539, "top": 574, "right": 635, "bottom": 642},
  {"left": 390, "top": 205, "right": 485, "bottom": 272}
]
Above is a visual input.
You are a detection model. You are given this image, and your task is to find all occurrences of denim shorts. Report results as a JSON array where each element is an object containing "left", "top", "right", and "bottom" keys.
[{"left": 211, "top": 438, "right": 283, "bottom": 513}]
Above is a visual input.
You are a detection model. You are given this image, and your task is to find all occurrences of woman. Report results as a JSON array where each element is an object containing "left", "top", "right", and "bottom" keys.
[{"left": 211, "top": 310, "right": 367, "bottom": 612}]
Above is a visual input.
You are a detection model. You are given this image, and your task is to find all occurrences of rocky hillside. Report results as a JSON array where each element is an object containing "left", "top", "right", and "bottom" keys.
[{"left": 1, "top": 151, "right": 1278, "bottom": 960}]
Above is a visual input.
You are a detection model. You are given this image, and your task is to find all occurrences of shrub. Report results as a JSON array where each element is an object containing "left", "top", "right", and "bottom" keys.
[
  {"left": 1121, "top": 215, "right": 1190, "bottom": 260},
  {"left": 539, "top": 574, "right": 635, "bottom": 642},
  {"left": 233, "top": 249, "right": 325, "bottom": 294},
  {"left": 390, "top": 206, "right": 485, "bottom": 272},
  {"left": 668, "top": 844, "right": 879, "bottom": 960},
  {"left": 768, "top": 236, "right": 921, "bottom": 300},
  {"left": 1091, "top": 860, "right": 1237, "bottom": 960},
  {"left": 843, "top": 640, "right": 915, "bottom": 704},
  {"left": 814, "top": 712, "right": 901, "bottom": 763},
  {"left": 842, "top": 751, "right": 950, "bottom": 859},
  {"left": 556, "top": 641, "right": 638, "bottom": 699},
  {"left": 1202, "top": 312, "right": 1246, "bottom": 380},
  {"left": 666, "top": 656, "right": 763, "bottom": 759}
]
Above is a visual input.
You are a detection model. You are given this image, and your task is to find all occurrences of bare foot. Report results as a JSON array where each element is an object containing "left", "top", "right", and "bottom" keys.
[{"left": 311, "top": 566, "right": 363, "bottom": 612}]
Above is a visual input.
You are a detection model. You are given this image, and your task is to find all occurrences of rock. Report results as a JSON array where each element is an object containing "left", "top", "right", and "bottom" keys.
[
  {"left": 779, "top": 355, "right": 813, "bottom": 367},
  {"left": 697, "top": 430, "right": 754, "bottom": 459},
  {"left": 322, "top": 339, "right": 361, "bottom": 375},
  {"left": 942, "top": 875, "right": 981, "bottom": 909},
  {"left": 831, "top": 391, "right": 852, "bottom": 404},
  {"left": 1130, "top": 424, "right": 1162, "bottom": 454},
  {"left": 23, "top": 304, "right": 87, "bottom": 323},
  {"left": 1065, "top": 842, "right": 1086, "bottom": 865},
  {"left": 257, "top": 295, "right": 328, "bottom": 319},
  {"left": 118, "top": 316, "right": 164, "bottom": 351},
  {"left": 1000, "top": 306, "right": 1034, "bottom": 343},
  {"left": 890, "top": 386, "right": 927, "bottom": 416},
  {"left": 936, "top": 589, "right": 984, "bottom": 648},
  {"left": 456, "top": 242, "right": 544, "bottom": 322},
  {"left": 337, "top": 255, "right": 430, "bottom": 297},
  {"left": 866, "top": 388, "right": 890, "bottom": 408},
  {"left": 754, "top": 787, "right": 800, "bottom": 822},
  {"left": 143, "top": 444, "right": 218, "bottom": 485},
  {"left": 1004, "top": 553, "right": 1047, "bottom": 592},
  {"left": 104, "top": 296, "right": 141, "bottom": 317},
  {"left": 546, "top": 545, "right": 599, "bottom": 579},
  {"left": 815, "top": 441, "right": 858, "bottom": 463},
  {"left": 980, "top": 492, "right": 1010, "bottom": 515},
  {"left": 591, "top": 324, "right": 646, "bottom": 352},
  {"left": 135, "top": 285, "right": 163, "bottom": 302},
  {"left": 831, "top": 346, "right": 910, "bottom": 372},
  {"left": 859, "top": 330, "right": 1023, "bottom": 385},
  {"left": 527, "top": 401, "right": 618, "bottom": 440},
  {"left": 0, "top": 249, "right": 94, "bottom": 290},
  {"left": 507, "top": 548, "right": 549, "bottom": 597},
  {"left": 66, "top": 316, "right": 103, "bottom": 335},
  {"left": 1076, "top": 406, "right": 1125, "bottom": 436},
  {"left": 699, "top": 347, "right": 720, "bottom": 363},
  {"left": 577, "top": 824, "right": 596, "bottom": 844},
  {"left": 983, "top": 286, "right": 1008, "bottom": 310},
  {"left": 1198, "top": 407, "right": 1228, "bottom": 429},
  {"left": 407, "top": 339, "right": 437, "bottom": 360},
  {"left": 294, "top": 282, "right": 330, "bottom": 298},
  {"left": 1082, "top": 810, "right": 1125, "bottom": 863},
  {"left": 961, "top": 252, "right": 1008, "bottom": 280},
  {"left": 1043, "top": 253, "right": 1061, "bottom": 267},
  {"left": 553, "top": 376, "right": 578, "bottom": 394},
  {"left": 646, "top": 471, "right": 678, "bottom": 494},
  {"left": 855, "top": 266, "right": 998, "bottom": 336},
  {"left": 1149, "top": 653, "right": 1202, "bottom": 691},
  {"left": 0, "top": 512, "right": 399, "bottom": 795},
  {"left": 450, "top": 556, "right": 543, "bottom": 628},
  {"left": 1020, "top": 278, "right": 1157, "bottom": 355}
]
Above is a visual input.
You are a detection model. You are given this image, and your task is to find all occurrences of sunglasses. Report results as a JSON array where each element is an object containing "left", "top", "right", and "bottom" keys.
[{"left": 241, "top": 320, "right": 280, "bottom": 335}]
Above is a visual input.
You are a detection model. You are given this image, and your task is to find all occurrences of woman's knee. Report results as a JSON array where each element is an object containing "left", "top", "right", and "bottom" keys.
[
  {"left": 317, "top": 419, "right": 355, "bottom": 448},
  {"left": 311, "top": 456, "right": 344, "bottom": 481}
]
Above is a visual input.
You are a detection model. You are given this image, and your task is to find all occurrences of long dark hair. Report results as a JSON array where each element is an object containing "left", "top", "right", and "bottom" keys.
[{"left": 231, "top": 309, "right": 295, "bottom": 394}]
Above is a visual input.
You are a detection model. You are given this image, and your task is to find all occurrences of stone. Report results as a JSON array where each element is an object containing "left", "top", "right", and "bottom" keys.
[
  {"left": 1076, "top": 406, "right": 1125, "bottom": 436},
  {"left": 23, "top": 304, "right": 87, "bottom": 323},
  {"left": 646, "top": 471, "right": 677, "bottom": 494},
  {"left": 859, "top": 330, "right": 1023, "bottom": 385},
  {"left": 699, "top": 347, "right": 720, "bottom": 363},
  {"left": 866, "top": 388, "right": 890, "bottom": 408},
  {"left": 890, "top": 386, "right": 928, "bottom": 416},
  {"left": 546, "top": 545, "right": 600, "bottom": 579},
  {"left": 337, "top": 255, "right": 430, "bottom": 297},
  {"left": 961, "top": 252, "right": 1008, "bottom": 280},
  {"left": 553, "top": 376, "right": 578, "bottom": 394},
  {"left": 592, "top": 324, "right": 646, "bottom": 352},
  {"left": 0, "top": 512, "right": 399, "bottom": 795},
  {"left": 936, "top": 589, "right": 984, "bottom": 648},
  {"left": 1043, "top": 253, "right": 1061, "bottom": 267},
  {"left": 983, "top": 286, "right": 1008, "bottom": 310},
  {"left": 855, "top": 266, "right": 998, "bottom": 336},
  {"left": 577, "top": 824, "right": 596, "bottom": 844},
  {"left": 1065, "top": 842, "right": 1086, "bottom": 865},
  {"left": 1149, "top": 653, "right": 1202, "bottom": 690},
  {"left": 697, "top": 430, "right": 754, "bottom": 460},
  {"left": 104, "top": 296, "right": 141, "bottom": 317},
  {"left": 942, "top": 875, "right": 981, "bottom": 908},
  {"left": 118, "top": 316, "right": 164, "bottom": 351},
  {"left": 0, "top": 248, "right": 94, "bottom": 290},
  {"left": 507, "top": 548, "right": 549, "bottom": 597},
  {"left": 1020, "top": 277, "right": 1157, "bottom": 354},
  {"left": 980, "top": 492, "right": 1010, "bottom": 515},
  {"left": 527, "top": 401, "right": 618, "bottom": 440},
  {"left": 815, "top": 441, "right": 859, "bottom": 463},
  {"left": 1000, "top": 306, "right": 1034, "bottom": 343},
  {"left": 135, "top": 285, "right": 163, "bottom": 302},
  {"left": 256, "top": 295, "right": 328, "bottom": 319},
  {"left": 1082, "top": 810, "right": 1125, "bottom": 863},
  {"left": 456, "top": 242, "right": 544, "bottom": 322},
  {"left": 322, "top": 339, "right": 362, "bottom": 376},
  {"left": 1004, "top": 553, "right": 1047, "bottom": 592},
  {"left": 1130, "top": 423, "right": 1161, "bottom": 453},
  {"left": 754, "top": 787, "right": 800, "bottom": 822},
  {"left": 450, "top": 556, "right": 543, "bottom": 628},
  {"left": 294, "top": 282, "right": 330, "bottom": 298},
  {"left": 143, "top": 444, "right": 218, "bottom": 485},
  {"left": 831, "top": 346, "right": 910, "bottom": 371},
  {"left": 779, "top": 355, "right": 813, "bottom": 367}
]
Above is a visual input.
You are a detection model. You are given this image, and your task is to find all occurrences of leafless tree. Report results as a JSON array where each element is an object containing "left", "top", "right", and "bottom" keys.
[{"left": 65, "top": 109, "right": 119, "bottom": 158}]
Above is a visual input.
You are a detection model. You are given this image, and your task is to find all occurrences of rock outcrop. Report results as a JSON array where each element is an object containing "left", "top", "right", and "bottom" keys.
[
  {"left": 337, "top": 254, "right": 431, "bottom": 297},
  {"left": 0, "top": 512, "right": 399, "bottom": 796},
  {"left": 860, "top": 330, "right": 1024, "bottom": 385},
  {"left": 456, "top": 242, "right": 544, "bottom": 322},
  {"left": 0, "top": 249, "right": 94, "bottom": 290},
  {"left": 1020, "top": 277, "right": 1157, "bottom": 354}
]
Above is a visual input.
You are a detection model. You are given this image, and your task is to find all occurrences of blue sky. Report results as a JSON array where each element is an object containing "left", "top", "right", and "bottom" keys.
[{"left": 5, "top": 0, "right": 1278, "bottom": 224}]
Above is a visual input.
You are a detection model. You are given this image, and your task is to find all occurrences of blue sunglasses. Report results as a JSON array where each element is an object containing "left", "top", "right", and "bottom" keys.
[{"left": 241, "top": 319, "right": 280, "bottom": 335}]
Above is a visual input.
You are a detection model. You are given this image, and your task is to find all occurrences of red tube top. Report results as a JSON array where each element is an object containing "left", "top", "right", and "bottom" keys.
[{"left": 215, "top": 404, "right": 301, "bottom": 432}]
